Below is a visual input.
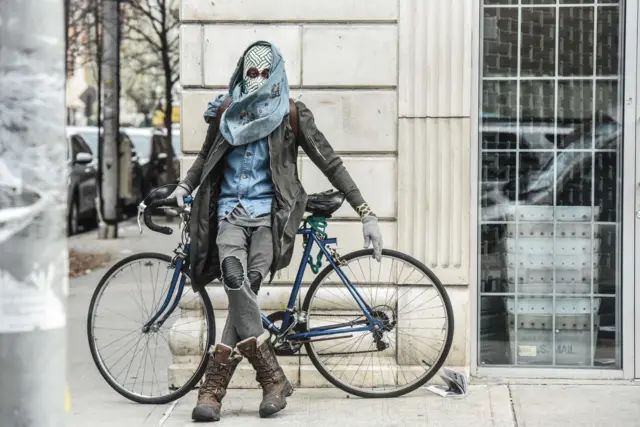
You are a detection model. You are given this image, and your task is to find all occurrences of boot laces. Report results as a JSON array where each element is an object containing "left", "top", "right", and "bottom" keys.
[
  {"left": 254, "top": 348, "right": 281, "bottom": 385},
  {"left": 201, "top": 359, "right": 233, "bottom": 396}
]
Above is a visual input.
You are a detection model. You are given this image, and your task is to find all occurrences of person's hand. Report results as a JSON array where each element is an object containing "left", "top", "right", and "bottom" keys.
[
  {"left": 362, "top": 216, "right": 383, "bottom": 262},
  {"left": 168, "top": 183, "right": 191, "bottom": 209}
]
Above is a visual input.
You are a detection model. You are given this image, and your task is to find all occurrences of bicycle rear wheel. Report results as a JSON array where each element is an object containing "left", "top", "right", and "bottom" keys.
[
  {"left": 87, "top": 252, "right": 215, "bottom": 404},
  {"left": 302, "top": 249, "right": 454, "bottom": 398}
]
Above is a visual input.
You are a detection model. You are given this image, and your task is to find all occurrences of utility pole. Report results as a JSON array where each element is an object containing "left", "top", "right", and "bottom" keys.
[
  {"left": 98, "top": 0, "right": 121, "bottom": 239},
  {"left": 0, "top": 0, "right": 68, "bottom": 425}
]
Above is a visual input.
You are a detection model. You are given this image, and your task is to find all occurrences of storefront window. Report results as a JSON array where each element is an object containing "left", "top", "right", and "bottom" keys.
[{"left": 479, "top": 0, "right": 623, "bottom": 368}]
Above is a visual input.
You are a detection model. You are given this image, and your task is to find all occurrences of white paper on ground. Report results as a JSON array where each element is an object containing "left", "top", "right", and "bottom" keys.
[{"left": 426, "top": 368, "right": 468, "bottom": 398}]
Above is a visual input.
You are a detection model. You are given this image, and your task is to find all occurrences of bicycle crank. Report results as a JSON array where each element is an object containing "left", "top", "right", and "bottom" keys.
[{"left": 266, "top": 311, "right": 305, "bottom": 356}]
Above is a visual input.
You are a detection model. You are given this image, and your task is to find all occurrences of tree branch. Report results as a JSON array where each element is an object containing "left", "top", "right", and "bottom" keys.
[
  {"left": 122, "top": 54, "right": 163, "bottom": 75},
  {"left": 127, "top": 0, "right": 163, "bottom": 38},
  {"left": 169, "top": 57, "right": 179, "bottom": 75},
  {"left": 168, "top": 36, "right": 179, "bottom": 51},
  {"left": 166, "top": 18, "right": 180, "bottom": 33},
  {"left": 123, "top": 24, "right": 162, "bottom": 51}
]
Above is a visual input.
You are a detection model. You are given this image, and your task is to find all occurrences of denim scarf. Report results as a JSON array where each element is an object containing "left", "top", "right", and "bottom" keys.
[{"left": 203, "top": 41, "right": 290, "bottom": 147}]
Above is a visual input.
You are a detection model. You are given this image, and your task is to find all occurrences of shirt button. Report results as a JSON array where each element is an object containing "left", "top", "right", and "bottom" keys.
[
  {"left": 246, "top": 152, "right": 252, "bottom": 157},
  {"left": 241, "top": 175, "right": 247, "bottom": 179}
]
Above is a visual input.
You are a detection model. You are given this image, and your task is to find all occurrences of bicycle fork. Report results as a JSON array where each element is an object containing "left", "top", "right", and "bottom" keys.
[{"left": 142, "top": 253, "right": 187, "bottom": 333}]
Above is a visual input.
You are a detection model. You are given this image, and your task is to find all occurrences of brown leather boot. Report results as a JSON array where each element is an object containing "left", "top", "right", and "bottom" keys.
[
  {"left": 191, "top": 343, "right": 242, "bottom": 422},
  {"left": 236, "top": 332, "right": 294, "bottom": 418}
]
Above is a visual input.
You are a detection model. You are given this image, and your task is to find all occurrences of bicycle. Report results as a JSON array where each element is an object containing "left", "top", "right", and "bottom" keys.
[{"left": 87, "top": 190, "right": 454, "bottom": 404}]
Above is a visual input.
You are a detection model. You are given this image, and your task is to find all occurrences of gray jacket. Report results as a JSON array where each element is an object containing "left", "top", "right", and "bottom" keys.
[{"left": 182, "top": 101, "right": 367, "bottom": 287}]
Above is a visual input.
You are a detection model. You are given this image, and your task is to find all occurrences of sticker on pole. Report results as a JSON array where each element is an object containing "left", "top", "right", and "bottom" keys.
[{"left": 0, "top": 263, "right": 67, "bottom": 333}]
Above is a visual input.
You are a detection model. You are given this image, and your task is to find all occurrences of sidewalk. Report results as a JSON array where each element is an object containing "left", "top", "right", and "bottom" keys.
[
  {"left": 67, "top": 220, "right": 183, "bottom": 427},
  {"left": 68, "top": 217, "right": 180, "bottom": 260},
  {"left": 158, "top": 383, "right": 640, "bottom": 427},
  {"left": 162, "top": 386, "right": 513, "bottom": 427}
]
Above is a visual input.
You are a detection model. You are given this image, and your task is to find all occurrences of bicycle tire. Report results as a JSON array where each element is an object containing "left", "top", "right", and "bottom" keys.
[
  {"left": 87, "top": 252, "right": 216, "bottom": 405},
  {"left": 302, "top": 248, "right": 454, "bottom": 399}
]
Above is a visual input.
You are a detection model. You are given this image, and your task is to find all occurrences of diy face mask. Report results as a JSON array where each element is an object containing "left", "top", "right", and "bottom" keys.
[
  {"left": 242, "top": 45, "right": 273, "bottom": 94},
  {"left": 212, "top": 41, "right": 291, "bottom": 147}
]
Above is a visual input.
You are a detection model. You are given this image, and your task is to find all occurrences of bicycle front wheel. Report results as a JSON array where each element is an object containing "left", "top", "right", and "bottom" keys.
[
  {"left": 87, "top": 252, "right": 215, "bottom": 404},
  {"left": 302, "top": 249, "right": 454, "bottom": 398}
]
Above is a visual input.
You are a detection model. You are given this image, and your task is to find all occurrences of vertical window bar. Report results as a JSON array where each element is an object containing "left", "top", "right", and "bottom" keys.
[
  {"left": 514, "top": 3, "right": 523, "bottom": 367},
  {"left": 613, "top": 0, "right": 624, "bottom": 371},
  {"left": 552, "top": 0, "right": 559, "bottom": 368},
  {"left": 590, "top": 2, "right": 599, "bottom": 368}
]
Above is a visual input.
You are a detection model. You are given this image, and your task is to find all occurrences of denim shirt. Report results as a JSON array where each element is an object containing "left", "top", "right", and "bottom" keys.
[{"left": 217, "top": 136, "right": 273, "bottom": 218}]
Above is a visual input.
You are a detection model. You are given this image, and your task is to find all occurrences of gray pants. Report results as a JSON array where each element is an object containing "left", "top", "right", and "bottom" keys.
[{"left": 217, "top": 220, "right": 273, "bottom": 347}]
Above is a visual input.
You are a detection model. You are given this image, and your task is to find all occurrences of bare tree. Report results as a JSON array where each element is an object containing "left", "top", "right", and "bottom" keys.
[
  {"left": 66, "top": 0, "right": 99, "bottom": 77},
  {"left": 65, "top": 0, "right": 180, "bottom": 179},
  {"left": 65, "top": 0, "right": 103, "bottom": 127},
  {"left": 122, "top": 0, "right": 179, "bottom": 183}
]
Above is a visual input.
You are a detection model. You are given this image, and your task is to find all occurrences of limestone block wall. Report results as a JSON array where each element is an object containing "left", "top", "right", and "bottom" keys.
[{"left": 175, "top": 0, "right": 473, "bottom": 387}]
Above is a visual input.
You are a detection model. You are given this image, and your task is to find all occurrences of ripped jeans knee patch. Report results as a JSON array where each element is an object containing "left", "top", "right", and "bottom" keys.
[{"left": 221, "top": 256, "right": 244, "bottom": 289}]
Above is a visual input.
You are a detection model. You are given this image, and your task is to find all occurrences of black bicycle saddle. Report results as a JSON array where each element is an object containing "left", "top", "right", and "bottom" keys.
[{"left": 305, "top": 189, "right": 346, "bottom": 218}]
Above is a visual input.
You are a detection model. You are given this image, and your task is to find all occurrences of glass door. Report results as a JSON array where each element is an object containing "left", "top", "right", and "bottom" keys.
[{"left": 478, "top": 0, "right": 625, "bottom": 370}]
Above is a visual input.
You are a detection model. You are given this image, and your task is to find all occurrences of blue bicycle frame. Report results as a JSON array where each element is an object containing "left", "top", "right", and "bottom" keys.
[
  {"left": 144, "top": 219, "right": 381, "bottom": 341},
  {"left": 260, "top": 225, "right": 382, "bottom": 342},
  {"left": 142, "top": 245, "right": 190, "bottom": 332}
]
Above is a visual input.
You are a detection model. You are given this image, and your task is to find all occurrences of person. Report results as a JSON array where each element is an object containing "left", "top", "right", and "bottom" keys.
[{"left": 168, "top": 41, "right": 383, "bottom": 422}]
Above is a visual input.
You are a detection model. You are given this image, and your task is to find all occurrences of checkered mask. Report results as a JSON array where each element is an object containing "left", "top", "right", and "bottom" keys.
[{"left": 243, "top": 45, "right": 273, "bottom": 94}]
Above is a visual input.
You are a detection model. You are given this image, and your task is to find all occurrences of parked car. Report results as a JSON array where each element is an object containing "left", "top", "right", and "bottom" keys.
[
  {"left": 67, "top": 126, "right": 99, "bottom": 155},
  {"left": 123, "top": 127, "right": 181, "bottom": 202},
  {"left": 67, "top": 126, "right": 146, "bottom": 216},
  {"left": 148, "top": 128, "right": 182, "bottom": 210},
  {"left": 66, "top": 133, "right": 98, "bottom": 235}
]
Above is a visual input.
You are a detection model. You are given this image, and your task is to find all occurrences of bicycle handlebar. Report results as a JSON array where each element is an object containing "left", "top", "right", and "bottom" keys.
[{"left": 142, "top": 197, "right": 192, "bottom": 235}]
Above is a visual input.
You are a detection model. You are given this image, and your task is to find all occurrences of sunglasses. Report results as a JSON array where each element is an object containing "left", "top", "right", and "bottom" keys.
[{"left": 246, "top": 67, "right": 270, "bottom": 79}]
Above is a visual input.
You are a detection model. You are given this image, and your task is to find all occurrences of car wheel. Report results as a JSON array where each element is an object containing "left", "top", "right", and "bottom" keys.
[
  {"left": 83, "top": 208, "right": 98, "bottom": 230},
  {"left": 68, "top": 196, "right": 80, "bottom": 236}
]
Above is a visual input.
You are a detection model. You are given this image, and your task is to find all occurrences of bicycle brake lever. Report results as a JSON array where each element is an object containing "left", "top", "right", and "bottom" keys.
[{"left": 136, "top": 202, "right": 146, "bottom": 234}]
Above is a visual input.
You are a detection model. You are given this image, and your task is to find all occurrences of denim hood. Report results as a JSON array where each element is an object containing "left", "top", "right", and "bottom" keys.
[{"left": 203, "top": 41, "right": 290, "bottom": 147}]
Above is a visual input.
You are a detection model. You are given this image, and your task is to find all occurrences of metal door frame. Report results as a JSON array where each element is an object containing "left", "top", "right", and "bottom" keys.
[
  {"left": 629, "top": 0, "right": 640, "bottom": 380},
  {"left": 469, "top": 0, "right": 637, "bottom": 380}
]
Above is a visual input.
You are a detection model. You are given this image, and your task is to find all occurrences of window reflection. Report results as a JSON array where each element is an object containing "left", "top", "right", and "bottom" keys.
[{"left": 478, "top": 1, "right": 622, "bottom": 368}]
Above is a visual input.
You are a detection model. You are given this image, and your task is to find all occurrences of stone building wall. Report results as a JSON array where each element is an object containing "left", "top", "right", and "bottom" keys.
[{"left": 176, "top": 0, "right": 473, "bottom": 386}]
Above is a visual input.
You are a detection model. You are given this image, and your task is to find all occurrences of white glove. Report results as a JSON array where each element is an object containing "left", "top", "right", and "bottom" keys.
[
  {"left": 362, "top": 215, "right": 383, "bottom": 262},
  {"left": 168, "top": 183, "right": 191, "bottom": 209}
]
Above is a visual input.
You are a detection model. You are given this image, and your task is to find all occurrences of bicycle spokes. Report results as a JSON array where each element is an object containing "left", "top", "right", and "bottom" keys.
[
  {"left": 303, "top": 251, "right": 452, "bottom": 396},
  {"left": 88, "top": 256, "right": 212, "bottom": 401},
  {"left": 142, "top": 262, "right": 186, "bottom": 332}
]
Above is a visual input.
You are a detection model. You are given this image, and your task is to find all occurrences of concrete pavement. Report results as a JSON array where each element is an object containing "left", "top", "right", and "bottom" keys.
[
  {"left": 66, "top": 219, "right": 640, "bottom": 427},
  {"left": 158, "top": 383, "right": 640, "bottom": 427},
  {"left": 68, "top": 217, "right": 180, "bottom": 259},
  {"left": 67, "top": 257, "right": 172, "bottom": 427},
  {"left": 162, "top": 386, "right": 514, "bottom": 427},
  {"left": 67, "top": 218, "right": 182, "bottom": 427}
]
